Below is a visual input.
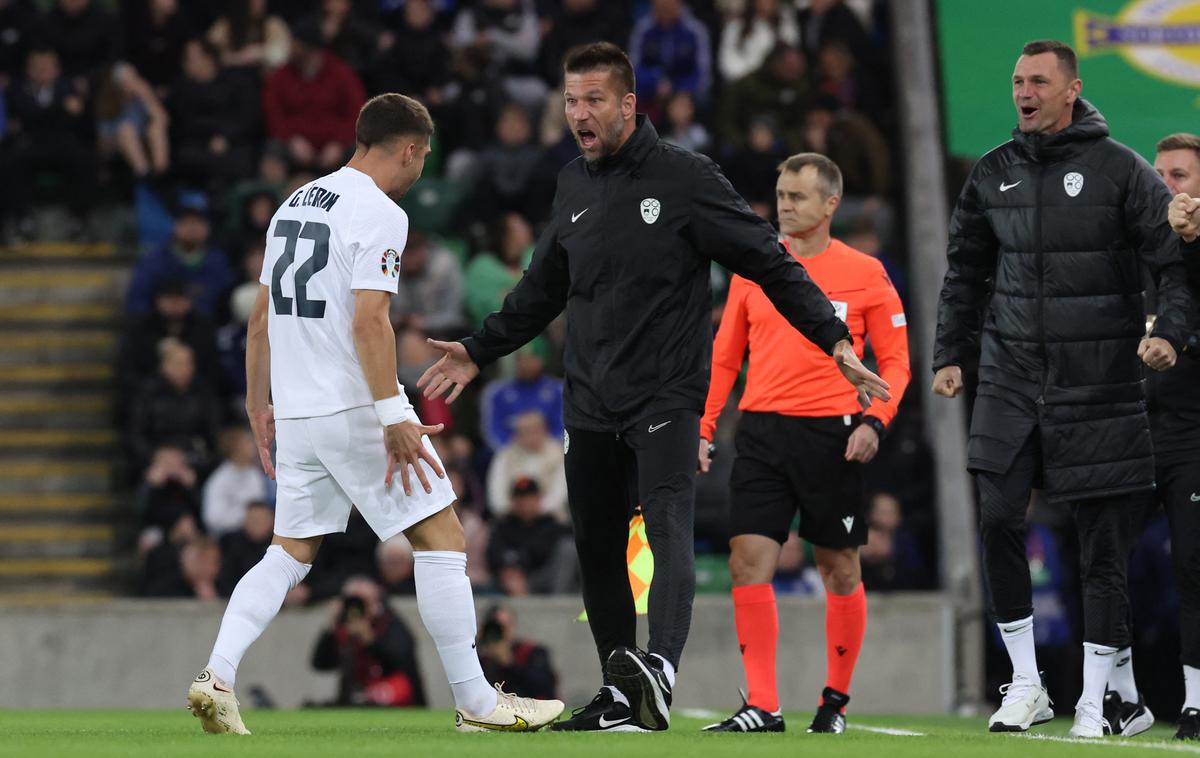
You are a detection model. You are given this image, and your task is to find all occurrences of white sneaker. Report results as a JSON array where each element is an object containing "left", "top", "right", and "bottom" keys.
[
  {"left": 988, "top": 674, "right": 1054, "bottom": 732},
  {"left": 1069, "top": 699, "right": 1113, "bottom": 738},
  {"left": 186, "top": 668, "right": 250, "bottom": 735},
  {"left": 455, "top": 684, "right": 565, "bottom": 732}
]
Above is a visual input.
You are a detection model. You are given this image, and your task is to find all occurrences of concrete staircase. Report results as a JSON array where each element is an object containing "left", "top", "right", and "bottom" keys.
[{"left": 0, "top": 242, "right": 132, "bottom": 604}]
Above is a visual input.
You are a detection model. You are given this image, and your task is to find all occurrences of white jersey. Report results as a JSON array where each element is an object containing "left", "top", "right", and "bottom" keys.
[{"left": 260, "top": 166, "right": 408, "bottom": 420}]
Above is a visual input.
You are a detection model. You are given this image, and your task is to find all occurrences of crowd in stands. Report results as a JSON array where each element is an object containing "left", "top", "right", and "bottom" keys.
[{"left": 1, "top": 0, "right": 933, "bottom": 601}]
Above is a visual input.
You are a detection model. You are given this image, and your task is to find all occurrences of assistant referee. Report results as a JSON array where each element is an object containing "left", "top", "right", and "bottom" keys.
[{"left": 418, "top": 42, "right": 890, "bottom": 733}]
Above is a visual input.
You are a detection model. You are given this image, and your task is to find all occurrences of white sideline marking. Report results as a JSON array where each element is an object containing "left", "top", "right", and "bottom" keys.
[
  {"left": 1017, "top": 734, "right": 1200, "bottom": 753},
  {"left": 851, "top": 725, "right": 927, "bottom": 736},
  {"left": 680, "top": 709, "right": 720, "bottom": 720}
]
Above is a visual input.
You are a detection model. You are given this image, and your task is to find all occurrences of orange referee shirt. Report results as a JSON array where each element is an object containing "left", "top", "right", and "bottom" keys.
[{"left": 701, "top": 237, "right": 911, "bottom": 440}]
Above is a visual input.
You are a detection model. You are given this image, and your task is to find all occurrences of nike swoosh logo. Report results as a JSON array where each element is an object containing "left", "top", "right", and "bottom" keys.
[
  {"left": 459, "top": 714, "right": 530, "bottom": 731},
  {"left": 571, "top": 208, "right": 589, "bottom": 223},
  {"left": 598, "top": 715, "right": 630, "bottom": 728},
  {"left": 1191, "top": 493, "right": 1200, "bottom": 502},
  {"left": 1000, "top": 181, "right": 1022, "bottom": 192},
  {"left": 648, "top": 421, "right": 672, "bottom": 433},
  {"left": 213, "top": 682, "right": 233, "bottom": 693}
]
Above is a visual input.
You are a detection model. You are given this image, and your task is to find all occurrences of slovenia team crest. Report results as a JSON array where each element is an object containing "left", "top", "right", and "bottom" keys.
[
  {"left": 1064, "top": 172, "right": 1084, "bottom": 197},
  {"left": 381, "top": 249, "right": 400, "bottom": 277},
  {"left": 640, "top": 198, "right": 661, "bottom": 224}
]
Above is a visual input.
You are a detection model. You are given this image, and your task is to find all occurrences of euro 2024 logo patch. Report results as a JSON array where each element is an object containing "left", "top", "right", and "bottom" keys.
[
  {"left": 381, "top": 248, "right": 400, "bottom": 278},
  {"left": 1075, "top": 1, "right": 1200, "bottom": 87}
]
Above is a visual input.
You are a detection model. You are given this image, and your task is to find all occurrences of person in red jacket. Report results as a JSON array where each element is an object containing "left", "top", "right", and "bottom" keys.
[
  {"left": 699, "top": 153, "right": 910, "bottom": 734},
  {"left": 262, "top": 20, "right": 366, "bottom": 171}
]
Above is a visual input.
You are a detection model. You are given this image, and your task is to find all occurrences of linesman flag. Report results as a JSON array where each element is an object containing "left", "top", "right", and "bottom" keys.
[{"left": 578, "top": 510, "right": 654, "bottom": 621}]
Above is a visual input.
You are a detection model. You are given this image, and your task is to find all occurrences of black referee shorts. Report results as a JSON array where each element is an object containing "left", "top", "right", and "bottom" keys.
[{"left": 729, "top": 411, "right": 868, "bottom": 548}]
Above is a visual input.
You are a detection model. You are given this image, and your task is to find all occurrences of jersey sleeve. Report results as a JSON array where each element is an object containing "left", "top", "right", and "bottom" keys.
[
  {"left": 862, "top": 262, "right": 911, "bottom": 427},
  {"left": 349, "top": 199, "right": 409, "bottom": 293},
  {"left": 701, "top": 276, "right": 750, "bottom": 440}
]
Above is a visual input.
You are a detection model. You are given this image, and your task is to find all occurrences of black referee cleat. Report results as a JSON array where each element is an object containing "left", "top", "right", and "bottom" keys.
[
  {"left": 606, "top": 647, "right": 673, "bottom": 731},
  {"left": 702, "top": 694, "right": 784, "bottom": 733},
  {"left": 1103, "top": 690, "right": 1155, "bottom": 737},
  {"left": 807, "top": 686, "right": 849, "bottom": 733},
  {"left": 549, "top": 687, "right": 648, "bottom": 732},
  {"left": 1177, "top": 708, "right": 1200, "bottom": 741}
]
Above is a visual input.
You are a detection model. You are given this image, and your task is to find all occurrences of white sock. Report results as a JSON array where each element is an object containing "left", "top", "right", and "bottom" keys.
[
  {"left": 414, "top": 550, "right": 497, "bottom": 716},
  {"left": 1185, "top": 665, "right": 1200, "bottom": 710},
  {"left": 1107, "top": 647, "right": 1138, "bottom": 702},
  {"left": 650, "top": 654, "right": 677, "bottom": 688},
  {"left": 997, "top": 616, "right": 1040, "bottom": 684},
  {"left": 604, "top": 685, "right": 629, "bottom": 707},
  {"left": 207, "top": 544, "right": 310, "bottom": 686},
  {"left": 1080, "top": 642, "right": 1119, "bottom": 709}
]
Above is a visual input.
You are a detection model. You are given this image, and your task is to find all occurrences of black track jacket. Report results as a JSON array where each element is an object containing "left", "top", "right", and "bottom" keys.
[{"left": 462, "top": 116, "right": 850, "bottom": 432}]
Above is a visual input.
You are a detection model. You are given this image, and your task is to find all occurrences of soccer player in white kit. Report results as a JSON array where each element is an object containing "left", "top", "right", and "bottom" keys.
[{"left": 186, "top": 94, "right": 564, "bottom": 734}]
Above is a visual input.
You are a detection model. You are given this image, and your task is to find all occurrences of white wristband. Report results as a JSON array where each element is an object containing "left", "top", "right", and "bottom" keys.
[{"left": 374, "top": 394, "right": 413, "bottom": 427}]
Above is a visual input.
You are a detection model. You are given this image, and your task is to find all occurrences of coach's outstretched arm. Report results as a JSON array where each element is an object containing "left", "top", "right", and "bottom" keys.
[
  {"left": 932, "top": 161, "right": 1000, "bottom": 398},
  {"left": 352, "top": 289, "right": 445, "bottom": 496},
  {"left": 245, "top": 284, "right": 276, "bottom": 479},
  {"left": 419, "top": 216, "right": 570, "bottom": 403}
]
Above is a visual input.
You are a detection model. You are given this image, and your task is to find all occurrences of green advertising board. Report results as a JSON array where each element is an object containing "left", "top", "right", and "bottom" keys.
[{"left": 937, "top": 0, "right": 1200, "bottom": 160}]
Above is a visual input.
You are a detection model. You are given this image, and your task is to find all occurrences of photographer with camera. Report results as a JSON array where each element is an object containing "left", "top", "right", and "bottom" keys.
[
  {"left": 476, "top": 605, "right": 558, "bottom": 700},
  {"left": 311, "top": 576, "right": 426, "bottom": 707}
]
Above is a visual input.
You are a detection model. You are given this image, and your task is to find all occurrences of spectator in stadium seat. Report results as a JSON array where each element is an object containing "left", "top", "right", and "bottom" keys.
[
  {"left": 796, "top": 0, "right": 871, "bottom": 65},
  {"left": 126, "top": 338, "right": 222, "bottom": 474},
  {"left": 391, "top": 229, "right": 467, "bottom": 339},
  {"left": 215, "top": 243, "right": 264, "bottom": 399},
  {"left": 815, "top": 41, "right": 887, "bottom": 128},
  {"left": 123, "top": 0, "right": 194, "bottom": 94},
  {"left": 262, "top": 19, "right": 366, "bottom": 171},
  {"left": 477, "top": 605, "right": 559, "bottom": 699},
  {"left": 0, "top": 0, "right": 36, "bottom": 86},
  {"left": 126, "top": 196, "right": 235, "bottom": 318},
  {"left": 537, "top": 0, "right": 628, "bottom": 87},
  {"left": 35, "top": 0, "right": 122, "bottom": 83},
  {"left": 723, "top": 116, "right": 787, "bottom": 219},
  {"left": 858, "top": 492, "right": 929, "bottom": 591},
  {"left": 480, "top": 347, "right": 564, "bottom": 452},
  {"left": 800, "top": 96, "right": 891, "bottom": 196},
  {"left": 168, "top": 39, "right": 260, "bottom": 197},
  {"left": 142, "top": 511, "right": 200, "bottom": 595},
  {"left": 628, "top": 0, "right": 712, "bottom": 107},
  {"left": 138, "top": 444, "right": 200, "bottom": 531},
  {"left": 661, "top": 90, "right": 710, "bottom": 154},
  {"left": 369, "top": 0, "right": 449, "bottom": 106},
  {"left": 179, "top": 536, "right": 222, "bottom": 600},
  {"left": 206, "top": 0, "right": 291, "bottom": 71},
  {"left": 117, "top": 278, "right": 220, "bottom": 397},
  {"left": 3, "top": 46, "right": 97, "bottom": 227},
  {"left": 486, "top": 477, "right": 578, "bottom": 595},
  {"left": 450, "top": 0, "right": 544, "bottom": 108},
  {"left": 303, "top": 0, "right": 379, "bottom": 75},
  {"left": 375, "top": 536, "right": 416, "bottom": 596},
  {"left": 216, "top": 500, "right": 274, "bottom": 595},
  {"left": 311, "top": 576, "right": 427, "bottom": 706},
  {"left": 486, "top": 411, "right": 568, "bottom": 522},
  {"left": 465, "top": 102, "right": 544, "bottom": 225},
  {"left": 718, "top": 0, "right": 799, "bottom": 83},
  {"left": 203, "top": 428, "right": 269, "bottom": 537},
  {"left": 718, "top": 42, "right": 810, "bottom": 152},
  {"left": 94, "top": 62, "right": 170, "bottom": 181},
  {"left": 464, "top": 212, "right": 534, "bottom": 327}
]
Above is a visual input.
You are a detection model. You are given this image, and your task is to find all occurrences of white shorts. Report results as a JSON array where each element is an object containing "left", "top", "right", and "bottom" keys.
[{"left": 273, "top": 405, "right": 456, "bottom": 541}]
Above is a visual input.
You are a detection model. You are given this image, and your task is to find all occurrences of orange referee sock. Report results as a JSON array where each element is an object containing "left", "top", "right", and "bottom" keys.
[
  {"left": 733, "top": 583, "right": 779, "bottom": 712},
  {"left": 825, "top": 582, "right": 867, "bottom": 700}
]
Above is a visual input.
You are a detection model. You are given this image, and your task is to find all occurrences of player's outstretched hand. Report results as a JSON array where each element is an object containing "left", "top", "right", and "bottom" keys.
[
  {"left": 832, "top": 340, "right": 891, "bottom": 409},
  {"left": 1139, "top": 336, "right": 1177, "bottom": 372},
  {"left": 931, "top": 365, "right": 963, "bottom": 398},
  {"left": 697, "top": 437, "right": 712, "bottom": 474},
  {"left": 248, "top": 404, "right": 276, "bottom": 480},
  {"left": 844, "top": 423, "right": 880, "bottom": 463},
  {"left": 417, "top": 339, "right": 480, "bottom": 404},
  {"left": 384, "top": 420, "right": 446, "bottom": 496},
  {"left": 1169, "top": 193, "right": 1200, "bottom": 242}
]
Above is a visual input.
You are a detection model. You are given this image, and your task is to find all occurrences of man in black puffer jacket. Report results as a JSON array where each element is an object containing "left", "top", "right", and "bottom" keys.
[{"left": 932, "top": 40, "right": 1192, "bottom": 738}]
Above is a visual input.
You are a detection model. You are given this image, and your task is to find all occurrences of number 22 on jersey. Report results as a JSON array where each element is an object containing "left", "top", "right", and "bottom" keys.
[{"left": 271, "top": 219, "right": 330, "bottom": 318}]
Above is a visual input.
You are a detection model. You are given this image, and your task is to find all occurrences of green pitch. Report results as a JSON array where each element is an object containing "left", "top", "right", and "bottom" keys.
[{"left": 0, "top": 709, "right": 1190, "bottom": 757}]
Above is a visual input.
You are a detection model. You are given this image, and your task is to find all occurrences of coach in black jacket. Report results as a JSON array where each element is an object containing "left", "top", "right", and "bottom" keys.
[
  {"left": 419, "top": 42, "right": 889, "bottom": 732},
  {"left": 932, "top": 41, "right": 1191, "bottom": 736}
]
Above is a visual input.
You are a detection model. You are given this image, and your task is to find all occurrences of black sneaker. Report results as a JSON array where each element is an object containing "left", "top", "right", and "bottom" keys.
[
  {"left": 1176, "top": 708, "right": 1200, "bottom": 741},
  {"left": 807, "top": 687, "right": 849, "bottom": 733},
  {"left": 1103, "top": 690, "right": 1155, "bottom": 736},
  {"left": 549, "top": 687, "right": 648, "bottom": 732},
  {"left": 606, "top": 647, "right": 673, "bottom": 731},
  {"left": 702, "top": 696, "right": 785, "bottom": 733}
]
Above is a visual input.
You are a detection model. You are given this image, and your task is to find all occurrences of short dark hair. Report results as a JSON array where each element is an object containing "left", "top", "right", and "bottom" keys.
[
  {"left": 777, "top": 153, "right": 843, "bottom": 199},
  {"left": 355, "top": 93, "right": 434, "bottom": 149},
  {"left": 1021, "top": 39, "right": 1078, "bottom": 79},
  {"left": 563, "top": 42, "right": 635, "bottom": 96},
  {"left": 1157, "top": 132, "right": 1200, "bottom": 161}
]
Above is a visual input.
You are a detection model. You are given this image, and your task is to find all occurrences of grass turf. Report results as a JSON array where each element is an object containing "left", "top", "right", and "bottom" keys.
[{"left": 0, "top": 709, "right": 1193, "bottom": 757}]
